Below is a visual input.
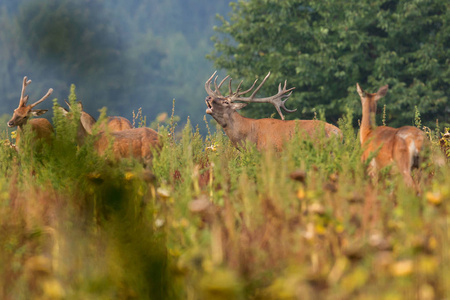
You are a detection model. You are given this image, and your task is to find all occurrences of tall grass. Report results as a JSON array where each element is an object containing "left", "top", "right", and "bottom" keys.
[{"left": 0, "top": 89, "right": 448, "bottom": 299}]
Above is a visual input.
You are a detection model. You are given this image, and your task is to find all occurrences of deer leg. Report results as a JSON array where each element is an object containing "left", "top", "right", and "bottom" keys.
[
  {"left": 393, "top": 139, "right": 415, "bottom": 188},
  {"left": 367, "top": 158, "right": 377, "bottom": 178}
]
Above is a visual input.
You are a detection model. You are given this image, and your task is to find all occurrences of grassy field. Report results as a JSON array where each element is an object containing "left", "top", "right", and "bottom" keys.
[{"left": 0, "top": 90, "right": 449, "bottom": 299}]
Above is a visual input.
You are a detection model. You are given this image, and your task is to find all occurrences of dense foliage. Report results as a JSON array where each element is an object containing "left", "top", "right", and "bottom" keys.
[
  {"left": 210, "top": 0, "right": 449, "bottom": 128},
  {"left": 0, "top": 0, "right": 230, "bottom": 131}
]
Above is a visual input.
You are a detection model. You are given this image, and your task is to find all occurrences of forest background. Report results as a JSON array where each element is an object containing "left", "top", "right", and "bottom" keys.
[{"left": 0, "top": 0, "right": 448, "bottom": 133}]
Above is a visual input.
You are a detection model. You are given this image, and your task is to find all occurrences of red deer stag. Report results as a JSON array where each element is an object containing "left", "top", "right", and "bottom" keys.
[
  {"left": 59, "top": 104, "right": 160, "bottom": 165},
  {"left": 7, "top": 76, "right": 54, "bottom": 149},
  {"left": 205, "top": 71, "right": 341, "bottom": 150},
  {"left": 356, "top": 83, "right": 428, "bottom": 187}
]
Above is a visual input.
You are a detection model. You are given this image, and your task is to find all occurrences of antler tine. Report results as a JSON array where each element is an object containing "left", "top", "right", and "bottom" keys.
[
  {"left": 234, "top": 78, "right": 258, "bottom": 97},
  {"left": 213, "top": 75, "right": 227, "bottom": 97},
  {"left": 228, "top": 78, "right": 233, "bottom": 96},
  {"left": 205, "top": 71, "right": 218, "bottom": 97},
  {"left": 279, "top": 81, "right": 296, "bottom": 112},
  {"left": 19, "top": 76, "right": 32, "bottom": 106},
  {"left": 248, "top": 72, "right": 271, "bottom": 100},
  {"left": 216, "top": 75, "right": 229, "bottom": 91},
  {"left": 234, "top": 80, "right": 244, "bottom": 95},
  {"left": 206, "top": 71, "right": 229, "bottom": 97},
  {"left": 30, "top": 88, "right": 53, "bottom": 108},
  {"left": 228, "top": 72, "right": 270, "bottom": 101},
  {"left": 271, "top": 87, "right": 296, "bottom": 120},
  {"left": 227, "top": 72, "right": 296, "bottom": 120}
]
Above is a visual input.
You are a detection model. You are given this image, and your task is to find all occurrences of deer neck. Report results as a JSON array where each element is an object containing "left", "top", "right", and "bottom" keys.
[
  {"left": 14, "top": 125, "right": 25, "bottom": 146},
  {"left": 218, "top": 111, "right": 253, "bottom": 147},
  {"left": 14, "top": 121, "right": 33, "bottom": 146},
  {"left": 360, "top": 100, "right": 376, "bottom": 145}
]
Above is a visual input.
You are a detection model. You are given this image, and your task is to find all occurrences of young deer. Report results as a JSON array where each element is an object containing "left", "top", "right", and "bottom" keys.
[
  {"left": 7, "top": 77, "right": 54, "bottom": 149},
  {"left": 205, "top": 72, "right": 341, "bottom": 150},
  {"left": 356, "top": 83, "right": 427, "bottom": 187},
  {"left": 60, "top": 103, "right": 160, "bottom": 165}
]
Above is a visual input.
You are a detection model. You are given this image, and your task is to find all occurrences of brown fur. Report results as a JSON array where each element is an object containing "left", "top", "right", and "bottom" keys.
[
  {"left": 94, "top": 127, "right": 160, "bottom": 163},
  {"left": 73, "top": 103, "right": 132, "bottom": 134},
  {"left": 204, "top": 73, "right": 341, "bottom": 151},
  {"left": 23, "top": 119, "right": 54, "bottom": 145},
  {"left": 7, "top": 77, "right": 54, "bottom": 149},
  {"left": 206, "top": 96, "right": 341, "bottom": 151},
  {"left": 357, "top": 83, "right": 427, "bottom": 187},
  {"left": 104, "top": 116, "right": 133, "bottom": 132},
  {"left": 60, "top": 104, "right": 160, "bottom": 164}
]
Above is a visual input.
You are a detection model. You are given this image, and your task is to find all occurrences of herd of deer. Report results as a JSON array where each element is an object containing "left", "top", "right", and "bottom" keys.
[{"left": 7, "top": 72, "right": 434, "bottom": 186}]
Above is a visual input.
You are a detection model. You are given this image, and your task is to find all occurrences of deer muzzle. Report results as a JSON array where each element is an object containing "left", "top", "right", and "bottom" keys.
[
  {"left": 7, "top": 119, "right": 16, "bottom": 128},
  {"left": 205, "top": 97, "right": 213, "bottom": 114}
]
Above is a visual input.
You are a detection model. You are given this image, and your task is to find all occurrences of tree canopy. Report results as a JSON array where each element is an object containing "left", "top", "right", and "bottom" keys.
[
  {"left": 0, "top": 0, "right": 230, "bottom": 130},
  {"left": 210, "top": 0, "right": 449, "bottom": 128}
]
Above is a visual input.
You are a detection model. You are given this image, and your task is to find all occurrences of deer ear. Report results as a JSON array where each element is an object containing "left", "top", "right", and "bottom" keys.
[
  {"left": 80, "top": 113, "right": 96, "bottom": 134},
  {"left": 356, "top": 83, "right": 365, "bottom": 98},
  {"left": 22, "top": 95, "right": 29, "bottom": 105},
  {"left": 231, "top": 103, "right": 248, "bottom": 110},
  {"left": 375, "top": 85, "right": 389, "bottom": 101},
  {"left": 31, "top": 109, "right": 48, "bottom": 116},
  {"left": 57, "top": 107, "right": 69, "bottom": 116}
]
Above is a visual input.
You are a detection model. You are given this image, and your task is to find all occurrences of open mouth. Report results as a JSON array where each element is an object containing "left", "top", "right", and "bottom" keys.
[{"left": 205, "top": 97, "right": 213, "bottom": 114}]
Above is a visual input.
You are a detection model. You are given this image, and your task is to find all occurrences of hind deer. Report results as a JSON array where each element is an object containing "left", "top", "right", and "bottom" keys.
[
  {"left": 356, "top": 83, "right": 428, "bottom": 187},
  {"left": 64, "top": 101, "right": 132, "bottom": 134},
  {"left": 60, "top": 103, "right": 160, "bottom": 165},
  {"left": 7, "top": 76, "right": 54, "bottom": 149},
  {"left": 204, "top": 71, "right": 341, "bottom": 150}
]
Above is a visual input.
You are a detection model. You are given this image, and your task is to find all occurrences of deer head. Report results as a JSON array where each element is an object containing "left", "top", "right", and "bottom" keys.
[
  {"left": 204, "top": 71, "right": 296, "bottom": 124},
  {"left": 356, "top": 83, "right": 388, "bottom": 127},
  {"left": 8, "top": 76, "right": 53, "bottom": 128}
]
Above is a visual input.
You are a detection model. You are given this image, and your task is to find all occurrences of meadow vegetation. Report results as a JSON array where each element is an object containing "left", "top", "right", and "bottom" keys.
[{"left": 0, "top": 88, "right": 449, "bottom": 299}]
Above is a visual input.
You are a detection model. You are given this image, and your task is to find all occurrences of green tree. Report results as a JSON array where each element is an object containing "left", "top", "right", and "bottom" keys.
[
  {"left": 0, "top": 0, "right": 231, "bottom": 130},
  {"left": 15, "top": 0, "right": 166, "bottom": 116},
  {"left": 210, "top": 0, "right": 449, "bottom": 128}
]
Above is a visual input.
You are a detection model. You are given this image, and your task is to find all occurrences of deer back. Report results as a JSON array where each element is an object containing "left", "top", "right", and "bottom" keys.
[
  {"left": 64, "top": 101, "right": 132, "bottom": 134},
  {"left": 79, "top": 112, "right": 133, "bottom": 134},
  {"left": 94, "top": 127, "right": 160, "bottom": 163},
  {"left": 251, "top": 118, "right": 341, "bottom": 150},
  {"left": 104, "top": 116, "right": 133, "bottom": 132}
]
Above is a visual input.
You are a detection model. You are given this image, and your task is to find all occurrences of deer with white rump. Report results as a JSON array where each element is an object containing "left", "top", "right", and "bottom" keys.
[{"left": 356, "top": 83, "right": 428, "bottom": 187}]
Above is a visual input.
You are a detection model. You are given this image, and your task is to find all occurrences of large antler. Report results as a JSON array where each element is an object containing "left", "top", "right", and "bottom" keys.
[{"left": 205, "top": 71, "right": 296, "bottom": 120}]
